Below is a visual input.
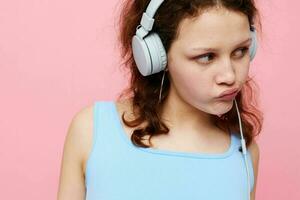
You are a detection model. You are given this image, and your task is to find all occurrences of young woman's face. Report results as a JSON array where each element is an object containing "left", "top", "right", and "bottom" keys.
[{"left": 167, "top": 7, "right": 252, "bottom": 116}]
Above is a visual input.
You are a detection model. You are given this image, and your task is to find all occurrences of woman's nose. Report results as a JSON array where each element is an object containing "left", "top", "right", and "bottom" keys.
[{"left": 215, "top": 58, "right": 236, "bottom": 85}]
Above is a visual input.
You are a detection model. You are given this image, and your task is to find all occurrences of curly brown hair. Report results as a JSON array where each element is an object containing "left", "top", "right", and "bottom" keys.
[{"left": 114, "top": 0, "right": 264, "bottom": 149}]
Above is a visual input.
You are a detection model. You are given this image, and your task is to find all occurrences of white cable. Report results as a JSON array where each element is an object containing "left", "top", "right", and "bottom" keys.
[{"left": 234, "top": 99, "right": 251, "bottom": 200}]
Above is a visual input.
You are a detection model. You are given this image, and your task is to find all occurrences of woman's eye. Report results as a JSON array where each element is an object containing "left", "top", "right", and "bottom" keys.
[
  {"left": 234, "top": 47, "right": 249, "bottom": 57},
  {"left": 195, "top": 47, "right": 249, "bottom": 64},
  {"left": 196, "top": 53, "right": 215, "bottom": 64}
]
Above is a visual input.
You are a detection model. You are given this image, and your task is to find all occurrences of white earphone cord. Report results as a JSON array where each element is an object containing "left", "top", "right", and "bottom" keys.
[{"left": 234, "top": 99, "right": 251, "bottom": 200}]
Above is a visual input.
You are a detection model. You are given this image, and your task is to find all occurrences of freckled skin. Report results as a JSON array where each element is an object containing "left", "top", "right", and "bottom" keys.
[{"left": 165, "top": 6, "right": 251, "bottom": 121}]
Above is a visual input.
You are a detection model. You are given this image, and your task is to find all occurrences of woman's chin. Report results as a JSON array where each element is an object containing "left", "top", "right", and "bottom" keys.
[{"left": 212, "top": 101, "right": 234, "bottom": 116}]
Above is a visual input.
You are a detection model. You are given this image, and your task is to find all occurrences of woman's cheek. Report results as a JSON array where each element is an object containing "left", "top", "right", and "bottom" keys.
[
  {"left": 168, "top": 58, "right": 209, "bottom": 100},
  {"left": 176, "top": 71, "right": 207, "bottom": 100},
  {"left": 239, "top": 64, "right": 250, "bottom": 83}
]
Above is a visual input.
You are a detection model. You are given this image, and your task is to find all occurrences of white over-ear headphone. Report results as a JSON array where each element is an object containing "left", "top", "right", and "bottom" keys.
[{"left": 132, "top": 0, "right": 258, "bottom": 77}]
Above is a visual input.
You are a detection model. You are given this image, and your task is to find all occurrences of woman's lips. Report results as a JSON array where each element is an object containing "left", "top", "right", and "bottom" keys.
[
  {"left": 216, "top": 91, "right": 238, "bottom": 101},
  {"left": 218, "top": 88, "right": 238, "bottom": 97}
]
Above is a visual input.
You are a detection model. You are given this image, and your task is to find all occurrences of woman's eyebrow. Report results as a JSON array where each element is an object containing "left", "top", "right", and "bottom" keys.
[{"left": 191, "top": 37, "right": 252, "bottom": 52}]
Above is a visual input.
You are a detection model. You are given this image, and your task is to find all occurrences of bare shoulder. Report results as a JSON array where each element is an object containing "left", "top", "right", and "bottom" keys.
[
  {"left": 63, "top": 103, "right": 95, "bottom": 174},
  {"left": 57, "top": 103, "right": 94, "bottom": 199},
  {"left": 70, "top": 103, "right": 94, "bottom": 174},
  {"left": 248, "top": 139, "right": 260, "bottom": 159},
  {"left": 248, "top": 139, "right": 260, "bottom": 200},
  {"left": 248, "top": 139, "right": 260, "bottom": 169}
]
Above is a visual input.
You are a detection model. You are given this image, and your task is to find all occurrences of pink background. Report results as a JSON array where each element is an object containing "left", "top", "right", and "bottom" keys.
[{"left": 0, "top": 0, "right": 299, "bottom": 199}]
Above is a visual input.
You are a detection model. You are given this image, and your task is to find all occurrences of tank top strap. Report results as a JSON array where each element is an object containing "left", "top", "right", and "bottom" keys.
[
  {"left": 91, "top": 101, "right": 115, "bottom": 150},
  {"left": 93, "top": 100, "right": 124, "bottom": 146},
  {"left": 231, "top": 131, "right": 255, "bottom": 192},
  {"left": 231, "top": 131, "right": 243, "bottom": 150},
  {"left": 85, "top": 100, "right": 121, "bottom": 186}
]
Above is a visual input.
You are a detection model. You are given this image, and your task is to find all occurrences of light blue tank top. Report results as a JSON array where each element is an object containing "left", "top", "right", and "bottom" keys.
[{"left": 85, "top": 101, "right": 254, "bottom": 200}]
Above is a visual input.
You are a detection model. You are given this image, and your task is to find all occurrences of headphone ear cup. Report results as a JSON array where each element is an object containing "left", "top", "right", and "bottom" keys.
[
  {"left": 249, "top": 28, "right": 258, "bottom": 61},
  {"left": 132, "top": 34, "right": 153, "bottom": 76},
  {"left": 132, "top": 33, "right": 167, "bottom": 76},
  {"left": 144, "top": 32, "right": 167, "bottom": 75}
]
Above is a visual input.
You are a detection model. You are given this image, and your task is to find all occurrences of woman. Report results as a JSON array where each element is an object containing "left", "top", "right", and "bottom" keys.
[{"left": 57, "top": 0, "right": 263, "bottom": 199}]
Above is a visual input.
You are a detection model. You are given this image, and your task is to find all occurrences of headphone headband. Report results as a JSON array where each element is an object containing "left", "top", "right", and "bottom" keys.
[{"left": 136, "top": 0, "right": 164, "bottom": 39}]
